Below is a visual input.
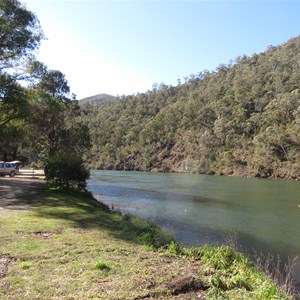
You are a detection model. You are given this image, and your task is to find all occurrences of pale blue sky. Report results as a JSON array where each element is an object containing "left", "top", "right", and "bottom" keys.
[{"left": 24, "top": 0, "right": 300, "bottom": 99}]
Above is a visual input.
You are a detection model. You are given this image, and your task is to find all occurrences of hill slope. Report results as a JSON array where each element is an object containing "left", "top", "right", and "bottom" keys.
[
  {"left": 81, "top": 36, "right": 300, "bottom": 179},
  {"left": 79, "top": 93, "right": 115, "bottom": 106}
]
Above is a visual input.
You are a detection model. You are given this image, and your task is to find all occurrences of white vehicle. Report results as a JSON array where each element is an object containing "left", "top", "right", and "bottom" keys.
[
  {"left": 8, "top": 161, "right": 21, "bottom": 174},
  {"left": 0, "top": 161, "right": 17, "bottom": 177}
]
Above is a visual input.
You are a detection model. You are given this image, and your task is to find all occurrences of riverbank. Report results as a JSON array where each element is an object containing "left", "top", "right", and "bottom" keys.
[{"left": 0, "top": 178, "right": 295, "bottom": 299}]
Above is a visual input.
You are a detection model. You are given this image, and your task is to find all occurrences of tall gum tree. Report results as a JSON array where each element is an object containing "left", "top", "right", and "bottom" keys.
[
  {"left": 0, "top": 0, "right": 43, "bottom": 71},
  {"left": 0, "top": 0, "right": 43, "bottom": 161}
]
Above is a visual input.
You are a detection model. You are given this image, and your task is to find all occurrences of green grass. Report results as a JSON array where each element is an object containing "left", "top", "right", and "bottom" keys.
[
  {"left": 167, "top": 244, "right": 293, "bottom": 299},
  {"left": 0, "top": 186, "right": 295, "bottom": 299},
  {"left": 18, "top": 261, "right": 32, "bottom": 270},
  {"left": 94, "top": 259, "right": 111, "bottom": 276}
]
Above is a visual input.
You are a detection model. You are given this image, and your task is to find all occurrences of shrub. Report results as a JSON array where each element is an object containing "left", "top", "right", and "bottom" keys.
[
  {"left": 165, "top": 241, "right": 183, "bottom": 256},
  {"left": 45, "top": 152, "right": 89, "bottom": 190}
]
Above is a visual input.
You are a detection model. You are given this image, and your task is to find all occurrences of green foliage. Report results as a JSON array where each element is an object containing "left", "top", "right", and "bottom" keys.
[
  {"left": 0, "top": 2, "right": 90, "bottom": 188},
  {"left": 0, "top": 73, "right": 30, "bottom": 127},
  {"left": 35, "top": 69, "right": 70, "bottom": 102},
  {"left": 0, "top": 120, "right": 27, "bottom": 161},
  {"left": 0, "top": 0, "right": 43, "bottom": 69},
  {"left": 164, "top": 241, "right": 183, "bottom": 256},
  {"left": 94, "top": 259, "right": 111, "bottom": 273},
  {"left": 25, "top": 65, "right": 91, "bottom": 188},
  {"left": 19, "top": 261, "right": 32, "bottom": 270},
  {"left": 209, "top": 246, "right": 244, "bottom": 270},
  {"left": 120, "top": 214, "right": 174, "bottom": 249},
  {"left": 78, "top": 93, "right": 115, "bottom": 106},
  {"left": 45, "top": 152, "right": 89, "bottom": 190},
  {"left": 82, "top": 36, "right": 300, "bottom": 179},
  {"left": 0, "top": 0, "right": 43, "bottom": 160},
  {"left": 169, "top": 244, "right": 290, "bottom": 299}
]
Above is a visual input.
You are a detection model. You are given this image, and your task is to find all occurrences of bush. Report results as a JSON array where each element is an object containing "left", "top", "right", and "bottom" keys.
[{"left": 45, "top": 152, "right": 89, "bottom": 190}]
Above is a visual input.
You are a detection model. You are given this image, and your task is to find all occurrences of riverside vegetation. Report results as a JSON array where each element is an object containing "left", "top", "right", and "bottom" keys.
[
  {"left": 80, "top": 36, "right": 300, "bottom": 180},
  {"left": 0, "top": 185, "right": 295, "bottom": 299},
  {"left": 0, "top": 2, "right": 298, "bottom": 298},
  {"left": 0, "top": 0, "right": 90, "bottom": 189}
]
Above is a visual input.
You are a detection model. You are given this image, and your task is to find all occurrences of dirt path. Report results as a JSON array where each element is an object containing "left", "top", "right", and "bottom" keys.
[{"left": 0, "top": 177, "right": 45, "bottom": 209}]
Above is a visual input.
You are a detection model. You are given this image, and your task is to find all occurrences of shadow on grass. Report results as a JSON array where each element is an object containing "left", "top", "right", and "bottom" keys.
[{"left": 18, "top": 187, "right": 173, "bottom": 248}]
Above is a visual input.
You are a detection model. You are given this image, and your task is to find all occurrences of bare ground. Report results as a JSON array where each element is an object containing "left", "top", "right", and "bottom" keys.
[{"left": 0, "top": 177, "right": 45, "bottom": 210}]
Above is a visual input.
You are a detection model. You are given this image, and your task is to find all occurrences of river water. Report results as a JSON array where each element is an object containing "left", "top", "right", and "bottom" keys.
[{"left": 87, "top": 170, "right": 300, "bottom": 286}]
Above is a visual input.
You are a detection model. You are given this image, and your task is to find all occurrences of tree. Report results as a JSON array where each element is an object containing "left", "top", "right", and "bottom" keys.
[
  {"left": 29, "top": 66, "right": 90, "bottom": 156},
  {"left": 36, "top": 70, "right": 70, "bottom": 103},
  {"left": 0, "top": 0, "right": 43, "bottom": 137},
  {"left": 0, "top": 120, "right": 26, "bottom": 161},
  {"left": 0, "top": 0, "right": 43, "bottom": 71},
  {"left": 29, "top": 88, "right": 66, "bottom": 157},
  {"left": 28, "top": 66, "right": 90, "bottom": 188},
  {"left": 0, "top": 1, "right": 90, "bottom": 187},
  {"left": 0, "top": 73, "right": 29, "bottom": 127}
]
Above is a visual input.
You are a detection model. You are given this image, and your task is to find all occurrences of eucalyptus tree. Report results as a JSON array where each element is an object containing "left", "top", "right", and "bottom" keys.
[
  {"left": 28, "top": 64, "right": 91, "bottom": 188},
  {"left": 0, "top": 0, "right": 43, "bottom": 72},
  {"left": 0, "top": 73, "right": 29, "bottom": 127},
  {"left": 0, "top": 0, "right": 43, "bottom": 126},
  {"left": 0, "top": 0, "right": 43, "bottom": 161}
]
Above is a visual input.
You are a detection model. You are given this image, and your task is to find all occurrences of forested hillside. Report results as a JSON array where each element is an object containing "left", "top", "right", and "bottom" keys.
[
  {"left": 79, "top": 93, "right": 115, "bottom": 106},
  {"left": 81, "top": 36, "right": 300, "bottom": 179}
]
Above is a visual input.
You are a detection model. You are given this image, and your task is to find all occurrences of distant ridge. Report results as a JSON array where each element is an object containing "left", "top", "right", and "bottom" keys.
[{"left": 79, "top": 93, "right": 115, "bottom": 106}]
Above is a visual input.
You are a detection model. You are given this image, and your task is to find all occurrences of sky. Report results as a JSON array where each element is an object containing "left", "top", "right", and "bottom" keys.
[{"left": 24, "top": 0, "right": 300, "bottom": 99}]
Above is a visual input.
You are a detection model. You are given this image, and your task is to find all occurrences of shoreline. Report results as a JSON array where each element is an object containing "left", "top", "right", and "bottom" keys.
[
  {"left": 90, "top": 189, "right": 300, "bottom": 294},
  {"left": 94, "top": 167, "right": 300, "bottom": 181},
  {"left": 0, "top": 178, "right": 296, "bottom": 298}
]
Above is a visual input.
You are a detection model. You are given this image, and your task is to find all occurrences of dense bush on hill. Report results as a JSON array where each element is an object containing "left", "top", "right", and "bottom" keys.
[
  {"left": 80, "top": 36, "right": 300, "bottom": 179},
  {"left": 79, "top": 93, "right": 115, "bottom": 106}
]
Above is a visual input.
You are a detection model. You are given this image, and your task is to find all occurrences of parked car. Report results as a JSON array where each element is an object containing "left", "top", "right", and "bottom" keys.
[
  {"left": 8, "top": 161, "right": 21, "bottom": 174},
  {"left": 0, "top": 161, "right": 17, "bottom": 177}
]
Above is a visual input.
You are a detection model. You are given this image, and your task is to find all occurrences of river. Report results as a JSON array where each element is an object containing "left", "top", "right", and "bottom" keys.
[{"left": 87, "top": 170, "right": 300, "bottom": 288}]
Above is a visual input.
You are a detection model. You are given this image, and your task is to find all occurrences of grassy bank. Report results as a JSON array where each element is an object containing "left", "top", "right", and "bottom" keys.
[{"left": 0, "top": 186, "right": 294, "bottom": 299}]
